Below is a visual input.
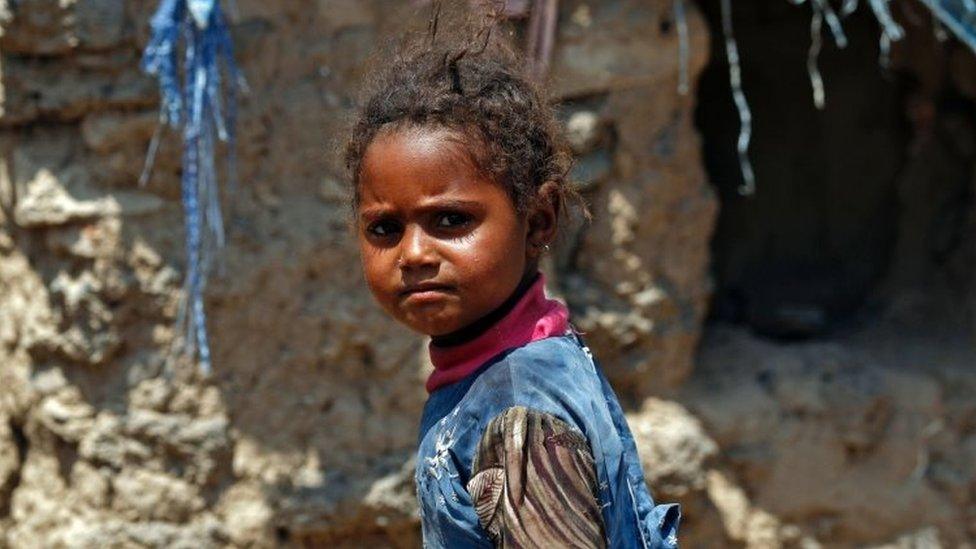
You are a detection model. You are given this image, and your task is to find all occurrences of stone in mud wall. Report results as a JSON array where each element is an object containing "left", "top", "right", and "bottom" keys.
[{"left": 0, "top": 0, "right": 128, "bottom": 56}]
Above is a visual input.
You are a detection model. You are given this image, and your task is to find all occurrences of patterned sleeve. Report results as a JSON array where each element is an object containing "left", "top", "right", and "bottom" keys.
[{"left": 465, "top": 406, "right": 607, "bottom": 548}]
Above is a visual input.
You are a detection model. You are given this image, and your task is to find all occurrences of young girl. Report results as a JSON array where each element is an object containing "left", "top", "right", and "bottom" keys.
[{"left": 345, "top": 26, "right": 680, "bottom": 549}]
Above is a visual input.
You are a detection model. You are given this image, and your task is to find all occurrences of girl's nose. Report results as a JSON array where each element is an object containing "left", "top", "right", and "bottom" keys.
[{"left": 399, "top": 225, "right": 438, "bottom": 269}]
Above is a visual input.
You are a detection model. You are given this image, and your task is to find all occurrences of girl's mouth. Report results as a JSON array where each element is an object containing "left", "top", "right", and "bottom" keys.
[{"left": 399, "top": 283, "right": 455, "bottom": 303}]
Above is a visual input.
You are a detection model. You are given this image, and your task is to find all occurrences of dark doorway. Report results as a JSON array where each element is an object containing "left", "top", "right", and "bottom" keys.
[{"left": 694, "top": 0, "right": 910, "bottom": 338}]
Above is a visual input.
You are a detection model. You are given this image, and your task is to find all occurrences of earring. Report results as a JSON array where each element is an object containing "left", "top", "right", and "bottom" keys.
[{"left": 543, "top": 243, "right": 551, "bottom": 253}]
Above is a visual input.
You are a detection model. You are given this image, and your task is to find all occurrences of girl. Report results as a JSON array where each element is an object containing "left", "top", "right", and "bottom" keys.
[{"left": 345, "top": 23, "right": 680, "bottom": 549}]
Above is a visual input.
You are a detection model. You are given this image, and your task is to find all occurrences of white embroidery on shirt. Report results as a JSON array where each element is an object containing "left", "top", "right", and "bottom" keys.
[{"left": 425, "top": 408, "right": 460, "bottom": 481}]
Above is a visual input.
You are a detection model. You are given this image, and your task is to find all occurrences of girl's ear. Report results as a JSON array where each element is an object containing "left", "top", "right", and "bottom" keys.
[{"left": 526, "top": 181, "right": 560, "bottom": 257}]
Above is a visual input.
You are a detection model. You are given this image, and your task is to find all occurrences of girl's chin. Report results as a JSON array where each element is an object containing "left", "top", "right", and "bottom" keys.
[
  {"left": 416, "top": 323, "right": 463, "bottom": 338},
  {"left": 403, "top": 314, "right": 464, "bottom": 337}
]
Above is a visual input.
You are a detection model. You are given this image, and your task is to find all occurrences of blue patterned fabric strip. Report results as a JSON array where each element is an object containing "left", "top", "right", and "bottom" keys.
[
  {"left": 921, "top": 0, "right": 976, "bottom": 53},
  {"left": 142, "top": 0, "right": 242, "bottom": 374}
]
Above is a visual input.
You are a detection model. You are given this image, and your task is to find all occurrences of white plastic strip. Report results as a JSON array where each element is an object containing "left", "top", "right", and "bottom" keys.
[
  {"left": 808, "top": 7, "right": 826, "bottom": 109},
  {"left": 721, "top": 0, "right": 755, "bottom": 195}
]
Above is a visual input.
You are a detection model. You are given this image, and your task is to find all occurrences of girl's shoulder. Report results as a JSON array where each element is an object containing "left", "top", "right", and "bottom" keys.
[
  {"left": 485, "top": 331, "right": 595, "bottom": 377},
  {"left": 419, "top": 333, "right": 600, "bottom": 448},
  {"left": 420, "top": 332, "right": 607, "bottom": 447},
  {"left": 464, "top": 333, "right": 606, "bottom": 423}
]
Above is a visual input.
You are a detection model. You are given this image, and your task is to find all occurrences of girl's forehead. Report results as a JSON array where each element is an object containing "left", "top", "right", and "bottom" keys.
[
  {"left": 359, "top": 173, "right": 473, "bottom": 205},
  {"left": 367, "top": 126, "right": 474, "bottom": 170},
  {"left": 359, "top": 127, "right": 488, "bottom": 201}
]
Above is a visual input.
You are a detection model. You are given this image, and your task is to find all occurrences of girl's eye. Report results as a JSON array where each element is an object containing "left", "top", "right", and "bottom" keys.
[
  {"left": 436, "top": 212, "right": 471, "bottom": 228},
  {"left": 367, "top": 220, "right": 401, "bottom": 237}
]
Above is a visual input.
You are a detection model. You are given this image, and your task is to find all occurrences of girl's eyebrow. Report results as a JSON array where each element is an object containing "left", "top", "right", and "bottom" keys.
[
  {"left": 358, "top": 198, "right": 484, "bottom": 220},
  {"left": 416, "top": 198, "right": 483, "bottom": 211},
  {"left": 358, "top": 205, "right": 393, "bottom": 220}
]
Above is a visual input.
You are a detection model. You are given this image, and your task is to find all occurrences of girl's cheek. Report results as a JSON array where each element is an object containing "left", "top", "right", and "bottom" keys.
[{"left": 359, "top": 255, "right": 389, "bottom": 298}]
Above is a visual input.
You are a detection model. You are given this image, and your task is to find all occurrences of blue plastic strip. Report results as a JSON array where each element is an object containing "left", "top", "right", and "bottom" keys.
[
  {"left": 920, "top": 0, "right": 976, "bottom": 54},
  {"left": 141, "top": 0, "right": 241, "bottom": 374}
]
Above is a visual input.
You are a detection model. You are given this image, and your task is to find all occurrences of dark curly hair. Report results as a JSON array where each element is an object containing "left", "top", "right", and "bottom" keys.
[{"left": 344, "top": 13, "right": 578, "bottom": 220}]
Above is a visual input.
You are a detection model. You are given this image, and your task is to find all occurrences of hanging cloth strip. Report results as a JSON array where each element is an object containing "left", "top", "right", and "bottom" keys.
[{"left": 141, "top": 0, "right": 244, "bottom": 374}]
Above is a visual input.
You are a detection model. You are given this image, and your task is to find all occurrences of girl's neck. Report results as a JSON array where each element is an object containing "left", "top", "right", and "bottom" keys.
[
  {"left": 426, "top": 271, "right": 569, "bottom": 392},
  {"left": 431, "top": 270, "right": 541, "bottom": 348}
]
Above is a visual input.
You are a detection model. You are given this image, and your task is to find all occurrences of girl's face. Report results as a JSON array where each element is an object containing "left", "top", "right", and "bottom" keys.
[{"left": 357, "top": 127, "right": 549, "bottom": 336}]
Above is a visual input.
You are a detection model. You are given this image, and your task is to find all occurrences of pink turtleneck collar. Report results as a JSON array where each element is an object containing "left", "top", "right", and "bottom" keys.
[{"left": 426, "top": 274, "right": 570, "bottom": 393}]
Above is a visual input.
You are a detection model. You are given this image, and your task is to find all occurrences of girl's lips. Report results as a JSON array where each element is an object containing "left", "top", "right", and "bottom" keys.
[{"left": 400, "top": 284, "right": 454, "bottom": 303}]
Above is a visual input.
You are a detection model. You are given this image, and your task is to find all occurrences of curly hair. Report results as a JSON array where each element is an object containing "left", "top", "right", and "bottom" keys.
[{"left": 344, "top": 16, "right": 577, "bottom": 220}]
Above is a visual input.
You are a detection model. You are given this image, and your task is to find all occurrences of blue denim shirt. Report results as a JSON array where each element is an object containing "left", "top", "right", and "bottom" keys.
[{"left": 416, "top": 333, "right": 680, "bottom": 548}]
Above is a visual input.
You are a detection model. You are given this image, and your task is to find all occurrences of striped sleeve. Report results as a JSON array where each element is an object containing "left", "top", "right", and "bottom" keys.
[{"left": 465, "top": 406, "right": 607, "bottom": 548}]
